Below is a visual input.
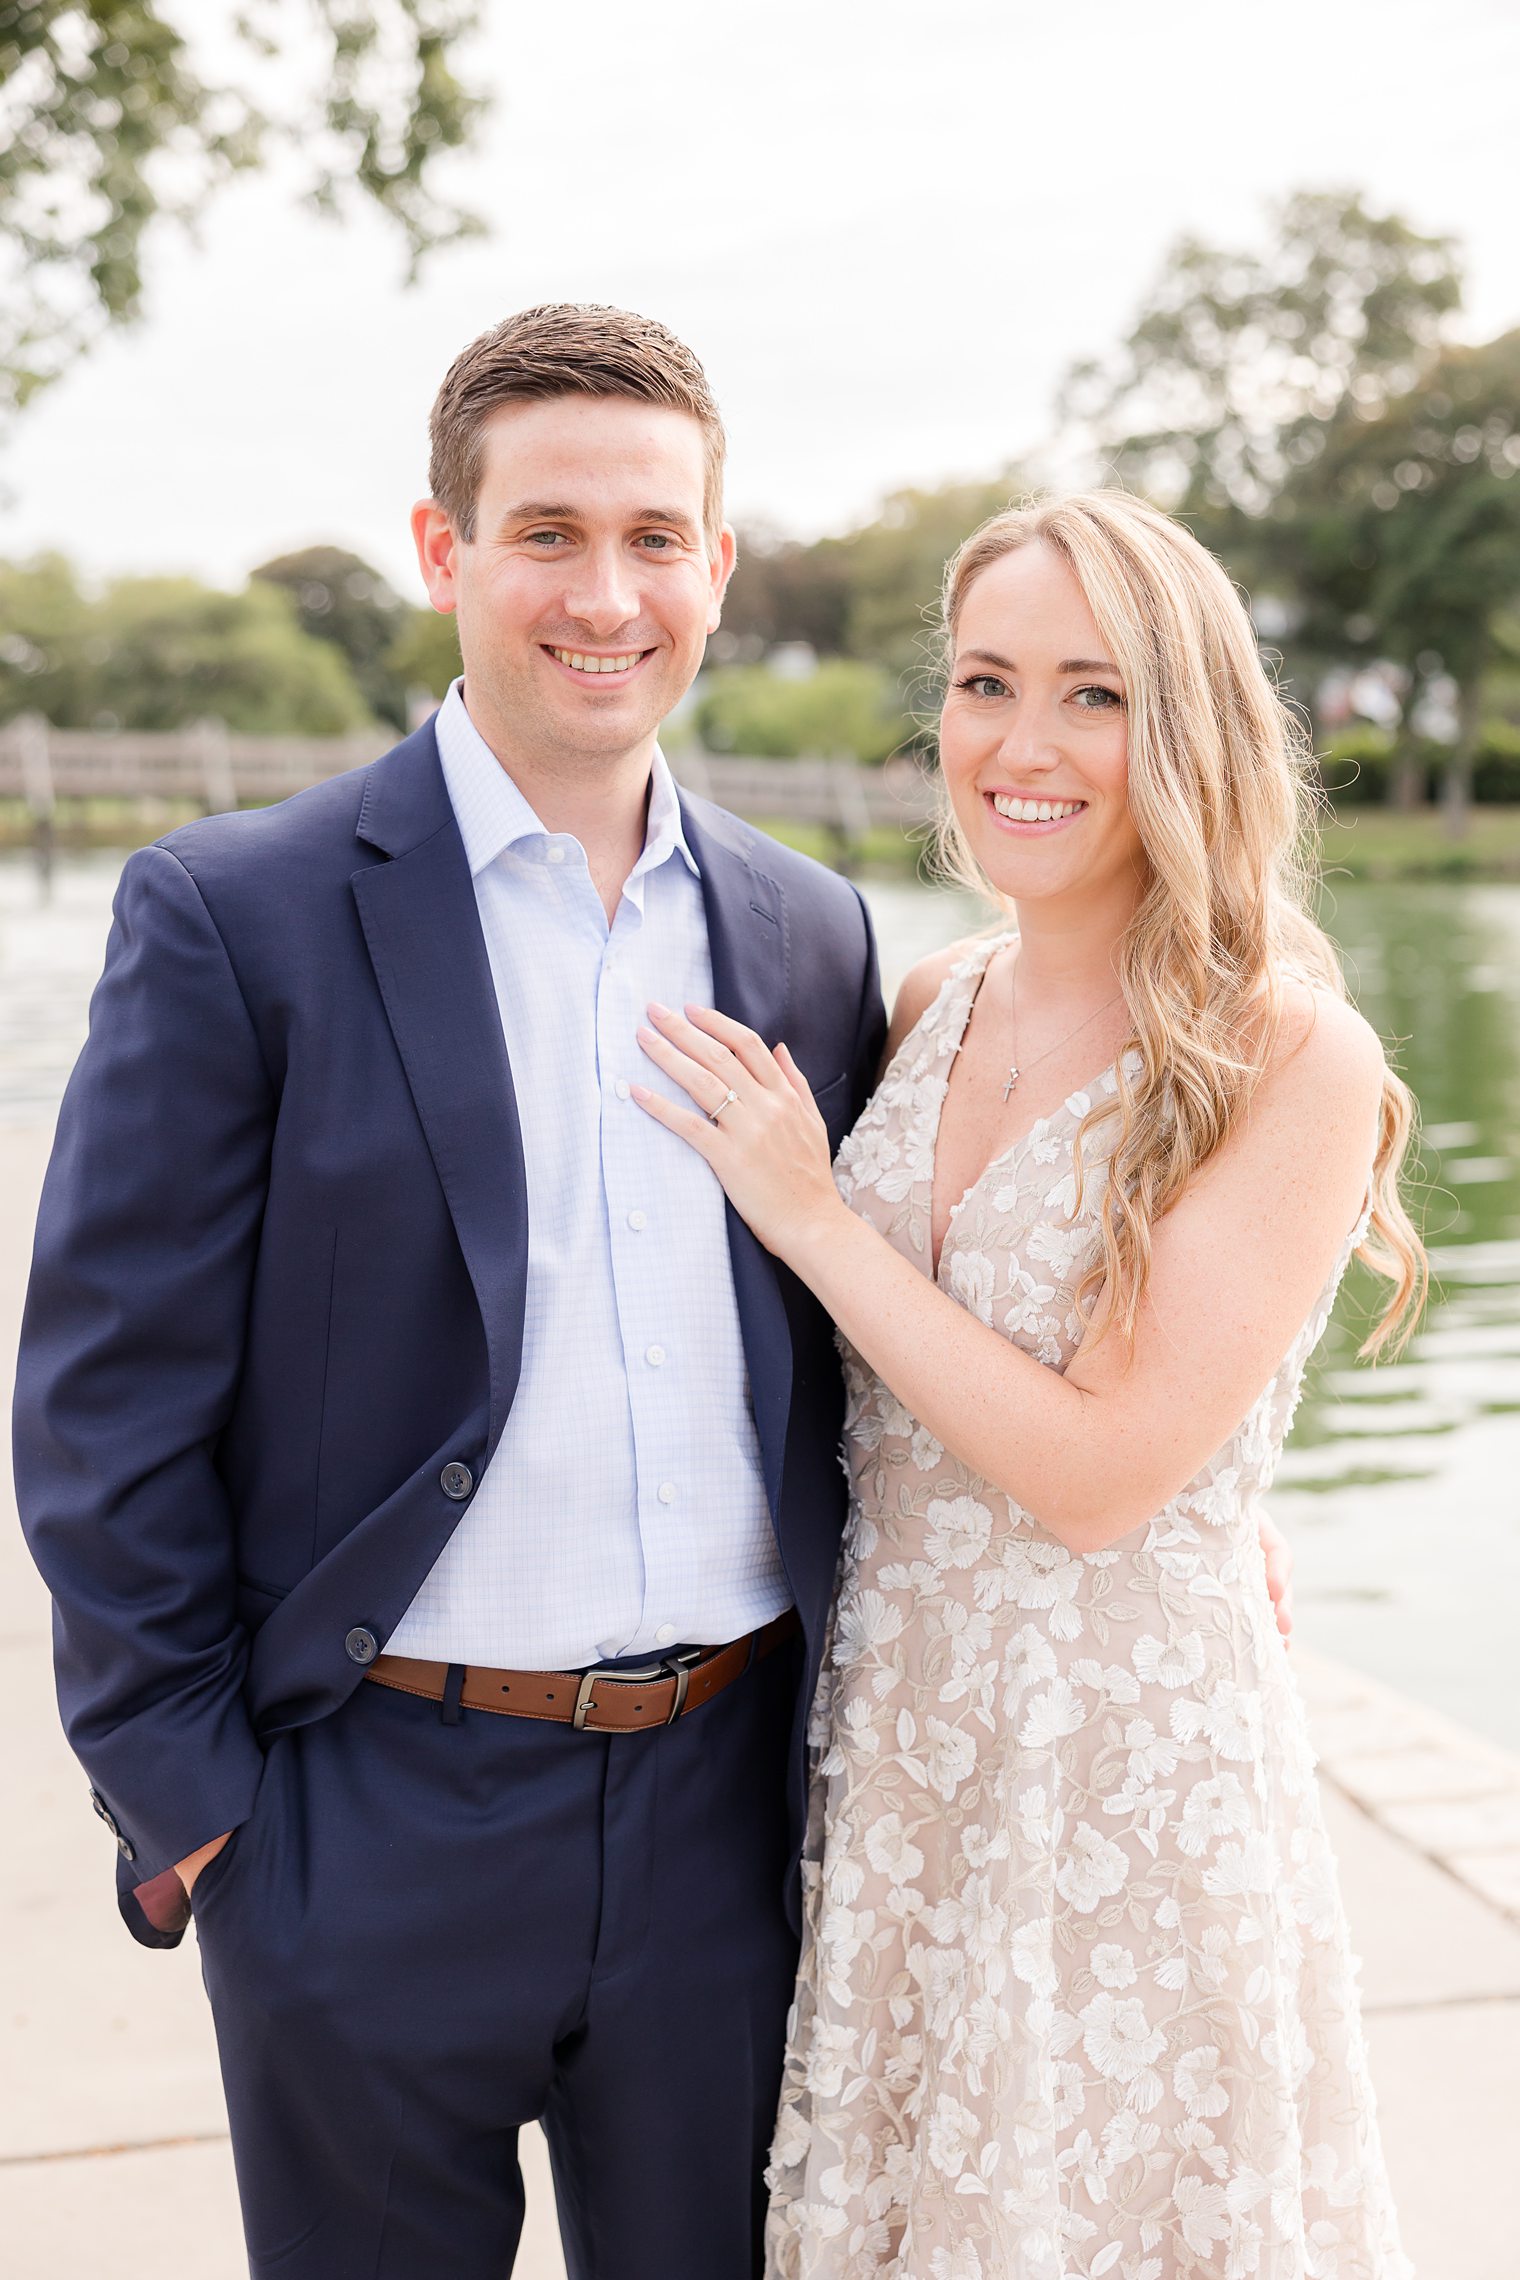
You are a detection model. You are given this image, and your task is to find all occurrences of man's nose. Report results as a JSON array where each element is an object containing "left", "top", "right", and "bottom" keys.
[{"left": 560, "top": 544, "right": 642, "bottom": 636}]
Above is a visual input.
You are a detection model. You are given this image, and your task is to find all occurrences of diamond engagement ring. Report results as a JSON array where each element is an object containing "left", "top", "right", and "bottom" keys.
[{"left": 708, "top": 1087, "right": 740, "bottom": 1123}]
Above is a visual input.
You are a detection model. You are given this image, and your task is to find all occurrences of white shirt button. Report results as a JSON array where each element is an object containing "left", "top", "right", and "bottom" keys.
[
  {"left": 627, "top": 1208, "right": 648, "bottom": 1231},
  {"left": 654, "top": 1624, "right": 676, "bottom": 1647},
  {"left": 657, "top": 1480, "right": 676, "bottom": 1504},
  {"left": 645, "top": 1344, "right": 666, "bottom": 1368},
  {"left": 614, "top": 1078, "right": 631, "bottom": 1101},
  {"left": 546, "top": 844, "right": 566, "bottom": 864}
]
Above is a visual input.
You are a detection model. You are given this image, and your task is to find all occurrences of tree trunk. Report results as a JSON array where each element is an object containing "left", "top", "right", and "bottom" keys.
[
  {"left": 1389, "top": 673, "right": 1424, "bottom": 810},
  {"left": 1441, "top": 678, "right": 1484, "bottom": 841},
  {"left": 1389, "top": 746, "right": 1424, "bottom": 810}
]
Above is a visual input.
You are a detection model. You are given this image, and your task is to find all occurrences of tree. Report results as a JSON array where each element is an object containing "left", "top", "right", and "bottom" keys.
[
  {"left": 0, "top": 554, "right": 374, "bottom": 731},
  {"left": 693, "top": 658, "right": 906, "bottom": 764},
  {"left": 0, "top": 3, "right": 486, "bottom": 421},
  {"left": 385, "top": 599, "right": 461, "bottom": 703},
  {"left": 1060, "top": 189, "right": 1460, "bottom": 528},
  {"left": 252, "top": 543, "right": 409, "bottom": 726},
  {"left": 722, "top": 473, "right": 1024, "bottom": 697},
  {"left": 1285, "top": 331, "right": 1520, "bottom": 833}
]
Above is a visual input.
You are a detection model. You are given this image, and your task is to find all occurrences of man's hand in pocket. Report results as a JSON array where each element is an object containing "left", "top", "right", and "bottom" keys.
[{"left": 175, "top": 1829, "right": 234, "bottom": 1897}]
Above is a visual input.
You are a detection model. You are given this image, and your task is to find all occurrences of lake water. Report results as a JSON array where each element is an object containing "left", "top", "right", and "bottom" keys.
[{"left": 3, "top": 856, "right": 1517, "bottom": 1748}]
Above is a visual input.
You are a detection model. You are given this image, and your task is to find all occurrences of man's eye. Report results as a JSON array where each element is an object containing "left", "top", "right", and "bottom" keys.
[
  {"left": 638, "top": 533, "right": 676, "bottom": 550},
  {"left": 525, "top": 530, "right": 566, "bottom": 547}
]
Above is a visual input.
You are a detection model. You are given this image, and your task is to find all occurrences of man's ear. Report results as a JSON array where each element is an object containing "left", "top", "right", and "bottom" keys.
[
  {"left": 411, "top": 499, "right": 461, "bottom": 614},
  {"left": 707, "top": 522, "right": 739, "bottom": 633}
]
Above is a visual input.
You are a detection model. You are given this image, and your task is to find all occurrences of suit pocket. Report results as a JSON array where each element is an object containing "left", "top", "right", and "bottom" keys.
[{"left": 187, "top": 1822, "right": 245, "bottom": 1915}]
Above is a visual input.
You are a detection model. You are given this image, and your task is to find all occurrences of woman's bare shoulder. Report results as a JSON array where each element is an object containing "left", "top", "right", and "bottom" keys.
[
  {"left": 1267, "top": 979, "right": 1387, "bottom": 1112},
  {"left": 883, "top": 935, "right": 987, "bottom": 1064}
]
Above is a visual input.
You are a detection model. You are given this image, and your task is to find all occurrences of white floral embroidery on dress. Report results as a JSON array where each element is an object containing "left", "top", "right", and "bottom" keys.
[{"left": 768, "top": 932, "right": 1407, "bottom": 2279}]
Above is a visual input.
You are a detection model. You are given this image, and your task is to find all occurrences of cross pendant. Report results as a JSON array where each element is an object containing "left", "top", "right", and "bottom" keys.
[{"left": 1002, "top": 1065, "right": 1020, "bottom": 1103}]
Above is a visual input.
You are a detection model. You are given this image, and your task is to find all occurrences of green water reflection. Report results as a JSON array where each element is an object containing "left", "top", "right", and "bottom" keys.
[{"left": 1292, "top": 882, "right": 1520, "bottom": 1464}]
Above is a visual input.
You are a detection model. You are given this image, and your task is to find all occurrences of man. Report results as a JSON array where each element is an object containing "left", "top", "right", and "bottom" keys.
[
  {"left": 16, "top": 304, "right": 1296, "bottom": 2277},
  {"left": 14, "top": 305, "right": 885, "bottom": 2278}
]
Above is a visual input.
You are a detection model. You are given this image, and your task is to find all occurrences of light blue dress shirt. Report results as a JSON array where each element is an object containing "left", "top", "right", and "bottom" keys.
[{"left": 385, "top": 683, "right": 786, "bottom": 1670}]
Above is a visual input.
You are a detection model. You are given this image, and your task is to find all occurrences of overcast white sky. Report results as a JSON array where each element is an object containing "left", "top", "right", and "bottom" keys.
[{"left": 5, "top": 0, "right": 1519, "bottom": 600}]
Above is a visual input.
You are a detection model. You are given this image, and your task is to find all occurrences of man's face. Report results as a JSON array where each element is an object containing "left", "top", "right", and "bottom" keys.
[{"left": 412, "top": 395, "right": 734, "bottom": 770}]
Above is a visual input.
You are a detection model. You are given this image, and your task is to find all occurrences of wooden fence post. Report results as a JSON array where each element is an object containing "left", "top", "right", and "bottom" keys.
[
  {"left": 15, "top": 711, "right": 55, "bottom": 894},
  {"left": 828, "top": 757, "right": 874, "bottom": 875},
  {"left": 194, "top": 716, "right": 237, "bottom": 815}
]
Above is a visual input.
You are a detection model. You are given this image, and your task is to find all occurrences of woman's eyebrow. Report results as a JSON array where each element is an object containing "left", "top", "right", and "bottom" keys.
[{"left": 957, "top": 648, "right": 1121, "bottom": 675}]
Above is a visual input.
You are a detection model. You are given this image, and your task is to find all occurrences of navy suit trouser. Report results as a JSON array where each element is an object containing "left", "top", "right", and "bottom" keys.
[{"left": 191, "top": 1636, "right": 803, "bottom": 2278}]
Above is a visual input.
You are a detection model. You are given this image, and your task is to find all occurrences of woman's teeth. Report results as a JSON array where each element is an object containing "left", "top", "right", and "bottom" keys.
[
  {"left": 550, "top": 648, "right": 642, "bottom": 674},
  {"left": 991, "top": 795, "right": 1085, "bottom": 823}
]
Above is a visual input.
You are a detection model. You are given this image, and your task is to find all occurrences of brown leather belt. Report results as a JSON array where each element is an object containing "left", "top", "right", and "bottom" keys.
[{"left": 364, "top": 1608, "right": 801, "bottom": 1733}]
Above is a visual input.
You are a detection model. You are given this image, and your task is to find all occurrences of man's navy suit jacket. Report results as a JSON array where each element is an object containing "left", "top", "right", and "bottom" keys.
[{"left": 13, "top": 721, "right": 887, "bottom": 1947}]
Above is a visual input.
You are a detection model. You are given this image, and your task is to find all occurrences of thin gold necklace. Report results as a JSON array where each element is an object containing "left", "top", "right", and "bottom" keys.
[{"left": 1002, "top": 956, "right": 1124, "bottom": 1103}]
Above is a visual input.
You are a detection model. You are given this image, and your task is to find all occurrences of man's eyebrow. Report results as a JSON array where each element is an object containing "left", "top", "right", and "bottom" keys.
[
  {"left": 632, "top": 505, "right": 700, "bottom": 531},
  {"left": 495, "top": 501, "right": 700, "bottom": 531},
  {"left": 498, "top": 500, "right": 580, "bottom": 523}
]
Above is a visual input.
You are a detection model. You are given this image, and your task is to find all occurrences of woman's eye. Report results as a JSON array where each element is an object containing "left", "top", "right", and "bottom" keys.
[
  {"left": 956, "top": 674, "right": 1009, "bottom": 700},
  {"left": 1072, "top": 684, "right": 1123, "bottom": 711}
]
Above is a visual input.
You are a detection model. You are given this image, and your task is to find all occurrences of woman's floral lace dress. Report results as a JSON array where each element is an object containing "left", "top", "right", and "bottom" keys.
[{"left": 767, "top": 935, "right": 1409, "bottom": 2280}]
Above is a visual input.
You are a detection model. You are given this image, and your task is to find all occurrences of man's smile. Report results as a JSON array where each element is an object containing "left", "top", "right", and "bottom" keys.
[{"left": 542, "top": 645, "right": 656, "bottom": 681}]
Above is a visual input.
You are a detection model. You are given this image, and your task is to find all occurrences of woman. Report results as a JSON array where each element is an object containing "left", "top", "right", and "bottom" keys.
[{"left": 634, "top": 491, "right": 1424, "bottom": 2278}]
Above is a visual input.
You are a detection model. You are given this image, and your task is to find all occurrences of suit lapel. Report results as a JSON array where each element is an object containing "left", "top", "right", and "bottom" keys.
[
  {"left": 352, "top": 724, "right": 528, "bottom": 1448},
  {"left": 681, "top": 796, "right": 795, "bottom": 1519}
]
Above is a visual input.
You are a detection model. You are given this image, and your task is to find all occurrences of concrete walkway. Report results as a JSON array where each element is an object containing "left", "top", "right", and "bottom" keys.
[{"left": 1, "top": 1117, "right": 1515, "bottom": 2276}]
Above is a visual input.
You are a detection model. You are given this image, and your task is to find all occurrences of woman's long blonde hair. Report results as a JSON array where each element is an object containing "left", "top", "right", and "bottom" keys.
[{"left": 936, "top": 489, "right": 1426, "bottom": 1357}]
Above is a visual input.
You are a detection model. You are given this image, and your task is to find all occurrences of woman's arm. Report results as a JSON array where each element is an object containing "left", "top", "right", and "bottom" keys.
[{"left": 634, "top": 988, "right": 1383, "bottom": 1554}]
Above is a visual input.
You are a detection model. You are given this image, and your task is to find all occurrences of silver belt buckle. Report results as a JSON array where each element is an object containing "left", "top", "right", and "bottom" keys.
[{"left": 570, "top": 1645, "right": 705, "bottom": 1732}]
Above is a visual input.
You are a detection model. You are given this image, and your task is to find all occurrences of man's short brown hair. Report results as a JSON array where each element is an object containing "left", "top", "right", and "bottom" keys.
[{"left": 428, "top": 303, "right": 727, "bottom": 547}]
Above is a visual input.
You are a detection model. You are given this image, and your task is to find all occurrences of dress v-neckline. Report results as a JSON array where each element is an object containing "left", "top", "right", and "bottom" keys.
[{"left": 926, "top": 936, "right": 1119, "bottom": 1282}]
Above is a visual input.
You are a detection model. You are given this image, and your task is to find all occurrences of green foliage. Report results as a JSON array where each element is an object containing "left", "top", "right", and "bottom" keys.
[
  {"left": 1318, "top": 725, "right": 1400, "bottom": 806},
  {"left": 1318, "top": 722, "right": 1520, "bottom": 807},
  {"left": 724, "top": 474, "right": 1024, "bottom": 698},
  {"left": 1306, "top": 331, "right": 1520, "bottom": 685},
  {"left": 0, "top": 2, "right": 486, "bottom": 419},
  {"left": 385, "top": 602, "right": 462, "bottom": 701},
  {"left": 252, "top": 544, "right": 409, "bottom": 726},
  {"left": 693, "top": 659, "right": 907, "bottom": 764},
  {"left": 1062, "top": 188, "right": 1460, "bottom": 524},
  {"left": 0, "top": 550, "right": 89, "bottom": 721},
  {"left": 1473, "top": 719, "right": 1520, "bottom": 804},
  {"left": 0, "top": 554, "right": 372, "bottom": 731}
]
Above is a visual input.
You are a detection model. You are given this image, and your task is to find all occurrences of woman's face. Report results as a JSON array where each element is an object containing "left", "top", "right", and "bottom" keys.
[{"left": 939, "top": 539, "right": 1147, "bottom": 911}]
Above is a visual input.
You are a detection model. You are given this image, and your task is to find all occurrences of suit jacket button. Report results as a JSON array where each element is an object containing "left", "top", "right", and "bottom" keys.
[
  {"left": 90, "top": 1789, "right": 121, "bottom": 1840},
  {"left": 345, "top": 1626, "right": 379, "bottom": 1665},
  {"left": 440, "top": 1462, "right": 474, "bottom": 1501},
  {"left": 117, "top": 1835, "right": 136, "bottom": 1862}
]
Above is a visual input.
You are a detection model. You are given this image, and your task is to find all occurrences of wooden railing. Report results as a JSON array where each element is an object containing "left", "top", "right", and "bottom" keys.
[{"left": 0, "top": 715, "right": 939, "bottom": 869}]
